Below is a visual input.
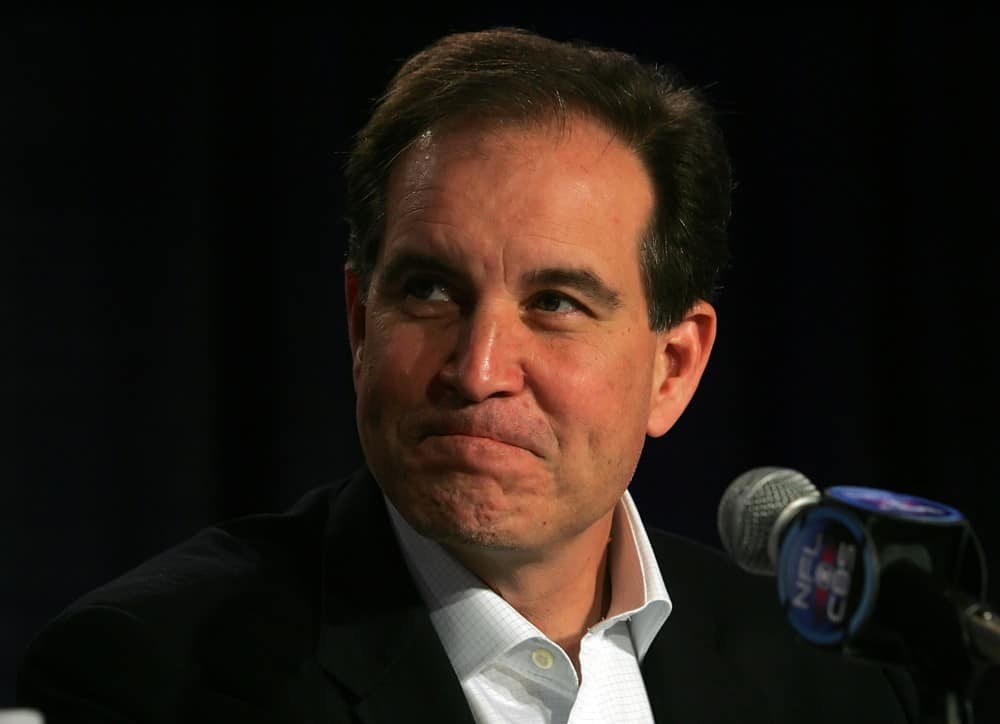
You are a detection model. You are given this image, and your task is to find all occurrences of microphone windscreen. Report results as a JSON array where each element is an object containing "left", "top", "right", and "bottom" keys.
[{"left": 718, "top": 467, "right": 818, "bottom": 575}]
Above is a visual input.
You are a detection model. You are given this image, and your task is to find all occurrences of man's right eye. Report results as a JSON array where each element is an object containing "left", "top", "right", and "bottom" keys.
[{"left": 403, "top": 276, "right": 451, "bottom": 302}]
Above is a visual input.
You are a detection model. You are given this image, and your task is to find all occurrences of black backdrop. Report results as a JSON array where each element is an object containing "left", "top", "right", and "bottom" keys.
[{"left": 5, "top": 6, "right": 999, "bottom": 711}]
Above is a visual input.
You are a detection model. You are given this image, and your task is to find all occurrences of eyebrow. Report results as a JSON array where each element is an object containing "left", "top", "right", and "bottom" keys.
[
  {"left": 377, "top": 251, "right": 461, "bottom": 288},
  {"left": 377, "top": 250, "right": 623, "bottom": 310}
]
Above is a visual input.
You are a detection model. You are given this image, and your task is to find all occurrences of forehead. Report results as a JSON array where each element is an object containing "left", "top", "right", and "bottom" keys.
[
  {"left": 392, "top": 114, "right": 649, "bottom": 197},
  {"left": 381, "top": 115, "right": 655, "bottom": 272}
]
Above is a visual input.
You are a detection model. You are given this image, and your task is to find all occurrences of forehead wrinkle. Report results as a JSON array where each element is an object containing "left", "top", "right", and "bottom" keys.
[
  {"left": 521, "top": 231, "right": 637, "bottom": 264},
  {"left": 393, "top": 176, "right": 499, "bottom": 224},
  {"left": 393, "top": 200, "right": 437, "bottom": 224},
  {"left": 381, "top": 223, "right": 505, "bottom": 285},
  {"left": 392, "top": 182, "right": 450, "bottom": 216}
]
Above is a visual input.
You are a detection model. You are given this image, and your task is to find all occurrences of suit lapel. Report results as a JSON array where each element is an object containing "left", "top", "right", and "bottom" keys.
[
  {"left": 641, "top": 532, "right": 768, "bottom": 723},
  {"left": 316, "top": 470, "right": 476, "bottom": 724},
  {"left": 641, "top": 611, "right": 759, "bottom": 723}
]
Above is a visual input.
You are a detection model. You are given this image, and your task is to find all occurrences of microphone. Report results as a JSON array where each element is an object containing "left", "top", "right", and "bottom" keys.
[
  {"left": 717, "top": 467, "right": 999, "bottom": 675},
  {"left": 716, "top": 466, "right": 820, "bottom": 576}
]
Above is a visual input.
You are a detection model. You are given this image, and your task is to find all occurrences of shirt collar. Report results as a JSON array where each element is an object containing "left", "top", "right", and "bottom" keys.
[{"left": 386, "top": 490, "right": 672, "bottom": 680}]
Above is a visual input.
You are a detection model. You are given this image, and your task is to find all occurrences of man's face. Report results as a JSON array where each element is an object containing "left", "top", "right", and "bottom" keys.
[{"left": 347, "top": 115, "right": 710, "bottom": 554}]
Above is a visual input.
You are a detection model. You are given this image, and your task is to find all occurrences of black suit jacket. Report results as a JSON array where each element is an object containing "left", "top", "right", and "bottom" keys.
[{"left": 18, "top": 470, "right": 917, "bottom": 723}]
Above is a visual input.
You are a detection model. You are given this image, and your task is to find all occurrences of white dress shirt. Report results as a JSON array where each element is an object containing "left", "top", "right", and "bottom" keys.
[{"left": 386, "top": 491, "right": 672, "bottom": 724}]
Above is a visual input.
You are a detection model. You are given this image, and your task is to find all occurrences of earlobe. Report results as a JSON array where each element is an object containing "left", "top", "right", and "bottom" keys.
[
  {"left": 646, "top": 300, "right": 717, "bottom": 438},
  {"left": 344, "top": 267, "right": 367, "bottom": 380}
]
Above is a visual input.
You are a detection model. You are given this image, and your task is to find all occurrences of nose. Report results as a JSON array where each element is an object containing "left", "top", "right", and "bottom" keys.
[{"left": 437, "top": 302, "right": 526, "bottom": 402}]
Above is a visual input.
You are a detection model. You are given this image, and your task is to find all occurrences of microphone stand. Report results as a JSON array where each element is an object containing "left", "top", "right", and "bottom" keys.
[
  {"left": 915, "top": 597, "right": 1000, "bottom": 724},
  {"left": 868, "top": 568, "right": 996, "bottom": 724}
]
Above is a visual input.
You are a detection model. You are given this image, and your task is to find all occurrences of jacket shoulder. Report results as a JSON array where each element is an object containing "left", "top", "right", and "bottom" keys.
[
  {"left": 17, "top": 479, "right": 351, "bottom": 723},
  {"left": 68, "top": 480, "right": 338, "bottom": 633}
]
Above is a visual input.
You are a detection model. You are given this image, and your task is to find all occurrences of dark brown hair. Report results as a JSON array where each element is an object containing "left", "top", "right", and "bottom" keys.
[{"left": 345, "top": 27, "right": 731, "bottom": 330}]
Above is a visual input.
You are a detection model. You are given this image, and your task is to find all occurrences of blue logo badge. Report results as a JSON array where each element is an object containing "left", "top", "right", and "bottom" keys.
[{"left": 777, "top": 507, "right": 876, "bottom": 646}]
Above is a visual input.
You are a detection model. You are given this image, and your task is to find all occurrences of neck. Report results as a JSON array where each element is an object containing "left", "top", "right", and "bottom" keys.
[{"left": 444, "top": 510, "right": 615, "bottom": 675}]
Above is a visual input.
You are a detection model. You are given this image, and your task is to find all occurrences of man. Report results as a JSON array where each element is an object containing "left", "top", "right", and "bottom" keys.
[{"left": 18, "top": 28, "right": 915, "bottom": 723}]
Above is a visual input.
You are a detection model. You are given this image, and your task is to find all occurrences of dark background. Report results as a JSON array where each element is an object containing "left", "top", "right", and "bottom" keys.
[{"left": 5, "top": 5, "right": 999, "bottom": 713}]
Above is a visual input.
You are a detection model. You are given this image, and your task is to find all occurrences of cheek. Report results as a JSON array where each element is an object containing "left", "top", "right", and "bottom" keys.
[
  {"left": 532, "top": 352, "right": 653, "bottom": 483},
  {"left": 535, "top": 336, "right": 653, "bottom": 420},
  {"left": 358, "top": 318, "right": 451, "bottom": 409}
]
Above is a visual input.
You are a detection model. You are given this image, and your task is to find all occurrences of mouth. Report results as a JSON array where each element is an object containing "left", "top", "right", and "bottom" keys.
[
  {"left": 411, "top": 413, "right": 549, "bottom": 459},
  {"left": 424, "top": 431, "right": 538, "bottom": 456}
]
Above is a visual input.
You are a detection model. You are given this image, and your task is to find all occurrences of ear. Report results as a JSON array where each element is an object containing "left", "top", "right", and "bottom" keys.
[
  {"left": 646, "top": 300, "right": 717, "bottom": 438},
  {"left": 344, "top": 266, "right": 366, "bottom": 384}
]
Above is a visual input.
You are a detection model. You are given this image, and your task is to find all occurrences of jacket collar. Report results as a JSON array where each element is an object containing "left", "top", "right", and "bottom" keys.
[{"left": 316, "top": 469, "right": 476, "bottom": 724}]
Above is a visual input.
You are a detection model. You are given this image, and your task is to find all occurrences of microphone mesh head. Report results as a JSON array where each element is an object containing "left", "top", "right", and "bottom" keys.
[{"left": 717, "top": 467, "right": 818, "bottom": 575}]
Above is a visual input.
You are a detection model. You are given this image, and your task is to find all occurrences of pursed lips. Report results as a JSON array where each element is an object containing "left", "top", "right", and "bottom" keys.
[{"left": 410, "top": 414, "right": 549, "bottom": 459}]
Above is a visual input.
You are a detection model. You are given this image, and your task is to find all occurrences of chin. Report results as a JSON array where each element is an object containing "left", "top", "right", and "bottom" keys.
[
  {"left": 387, "top": 475, "right": 533, "bottom": 550},
  {"left": 418, "top": 520, "right": 526, "bottom": 552}
]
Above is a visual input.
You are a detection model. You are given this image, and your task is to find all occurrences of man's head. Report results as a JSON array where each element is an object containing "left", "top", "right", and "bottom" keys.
[
  {"left": 344, "top": 29, "right": 729, "bottom": 557},
  {"left": 345, "top": 27, "right": 731, "bottom": 332}
]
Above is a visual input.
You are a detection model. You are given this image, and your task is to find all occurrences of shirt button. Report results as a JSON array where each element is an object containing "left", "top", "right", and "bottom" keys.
[{"left": 531, "top": 647, "right": 554, "bottom": 670}]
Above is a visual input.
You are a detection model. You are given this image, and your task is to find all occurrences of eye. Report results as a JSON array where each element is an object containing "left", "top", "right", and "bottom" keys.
[
  {"left": 404, "top": 276, "right": 452, "bottom": 302},
  {"left": 531, "top": 291, "right": 585, "bottom": 314}
]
